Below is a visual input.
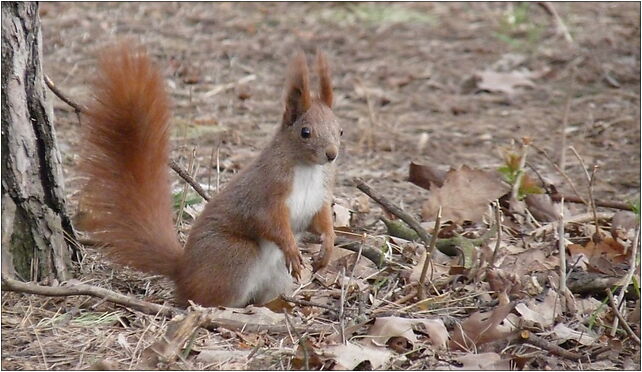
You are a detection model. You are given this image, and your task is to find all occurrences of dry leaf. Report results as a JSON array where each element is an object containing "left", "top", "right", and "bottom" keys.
[
  {"left": 453, "top": 352, "right": 511, "bottom": 370},
  {"left": 552, "top": 323, "right": 597, "bottom": 346},
  {"left": 515, "top": 290, "right": 561, "bottom": 328},
  {"left": 325, "top": 342, "right": 393, "bottom": 370},
  {"left": 611, "top": 211, "right": 638, "bottom": 242},
  {"left": 568, "top": 237, "right": 628, "bottom": 267},
  {"left": 422, "top": 165, "right": 509, "bottom": 224},
  {"left": 408, "top": 161, "right": 447, "bottom": 190},
  {"left": 450, "top": 302, "right": 516, "bottom": 350},
  {"left": 475, "top": 70, "right": 536, "bottom": 95},
  {"left": 333, "top": 204, "right": 351, "bottom": 228},
  {"left": 367, "top": 316, "right": 448, "bottom": 350}
]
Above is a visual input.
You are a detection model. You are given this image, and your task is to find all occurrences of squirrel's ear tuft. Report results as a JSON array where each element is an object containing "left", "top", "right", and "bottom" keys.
[
  {"left": 282, "top": 51, "right": 311, "bottom": 127},
  {"left": 316, "top": 50, "right": 333, "bottom": 108}
]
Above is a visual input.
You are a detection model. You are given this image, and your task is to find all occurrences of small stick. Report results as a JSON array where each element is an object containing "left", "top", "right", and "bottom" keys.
[
  {"left": 510, "top": 138, "right": 530, "bottom": 203},
  {"left": 550, "top": 193, "right": 633, "bottom": 211},
  {"left": 280, "top": 295, "right": 339, "bottom": 317},
  {"left": 355, "top": 179, "right": 432, "bottom": 246},
  {"left": 530, "top": 212, "right": 614, "bottom": 236},
  {"left": 538, "top": 2, "right": 573, "bottom": 44},
  {"left": 418, "top": 207, "right": 441, "bottom": 299},
  {"left": 606, "top": 289, "right": 641, "bottom": 345},
  {"left": 519, "top": 330, "right": 588, "bottom": 361},
  {"left": 611, "top": 224, "right": 641, "bottom": 336},
  {"left": 491, "top": 201, "right": 502, "bottom": 268},
  {"left": 169, "top": 159, "right": 211, "bottom": 201},
  {"left": 301, "top": 234, "right": 384, "bottom": 268},
  {"left": 44, "top": 74, "right": 87, "bottom": 114},
  {"left": 569, "top": 146, "right": 600, "bottom": 237},
  {"left": 1, "top": 274, "right": 182, "bottom": 317},
  {"left": 557, "top": 198, "right": 569, "bottom": 312},
  {"left": 531, "top": 143, "right": 586, "bottom": 205}
]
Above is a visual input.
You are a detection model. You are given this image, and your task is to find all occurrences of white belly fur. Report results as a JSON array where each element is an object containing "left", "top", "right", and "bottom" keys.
[
  {"left": 242, "top": 240, "right": 292, "bottom": 305},
  {"left": 286, "top": 165, "right": 326, "bottom": 232},
  {"left": 239, "top": 165, "right": 326, "bottom": 306}
]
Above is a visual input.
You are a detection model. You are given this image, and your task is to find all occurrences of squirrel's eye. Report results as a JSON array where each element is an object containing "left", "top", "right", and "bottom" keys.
[
  {"left": 301, "top": 127, "right": 311, "bottom": 139},
  {"left": 340, "top": 129, "right": 344, "bottom": 136}
]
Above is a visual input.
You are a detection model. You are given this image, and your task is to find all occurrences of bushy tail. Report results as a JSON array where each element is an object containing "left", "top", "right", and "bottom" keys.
[{"left": 79, "top": 42, "right": 182, "bottom": 277}]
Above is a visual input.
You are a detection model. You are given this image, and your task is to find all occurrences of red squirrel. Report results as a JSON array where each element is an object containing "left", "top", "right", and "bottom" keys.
[{"left": 79, "top": 43, "right": 341, "bottom": 307}]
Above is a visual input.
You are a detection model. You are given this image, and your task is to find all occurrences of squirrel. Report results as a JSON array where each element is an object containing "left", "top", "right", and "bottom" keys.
[{"left": 79, "top": 43, "right": 342, "bottom": 307}]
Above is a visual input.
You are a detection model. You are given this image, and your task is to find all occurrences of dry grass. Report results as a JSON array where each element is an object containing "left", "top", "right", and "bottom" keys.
[{"left": 2, "top": 2, "right": 639, "bottom": 370}]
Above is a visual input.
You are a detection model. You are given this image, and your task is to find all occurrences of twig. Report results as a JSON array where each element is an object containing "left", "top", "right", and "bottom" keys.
[
  {"left": 531, "top": 143, "right": 587, "bottom": 205},
  {"left": 44, "top": 74, "right": 87, "bottom": 114},
  {"left": 139, "top": 311, "right": 207, "bottom": 368},
  {"left": 418, "top": 207, "right": 441, "bottom": 299},
  {"left": 1, "top": 274, "right": 182, "bottom": 317},
  {"left": 519, "top": 330, "right": 589, "bottom": 361},
  {"left": 538, "top": 2, "right": 573, "bottom": 44},
  {"left": 606, "top": 289, "right": 641, "bottom": 344},
  {"left": 510, "top": 138, "right": 530, "bottom": 203},
  {"left": 355, "top": 179, "right": 432, "bottom": 246},
  {"left": 530, "top": 212, "right": 614, "bottom": 236},
  {"left": 491, "top": 201, "right": 502, "bottom": 267},
  {"left": 557, "top": 198, "right": 569, "bottom": 312},
  {"left": 280, "top": 295, "right": 339, "bottom": 317},
  {"left": 569, "top": 146, "right": 600, "bottom": 238},
  {"left": 301, "top": 234, "right": 385, "bottom": 268},
  {"left": 611, "top": 224, "right": 641, "bottom": 336},
  {"left": 169, "top": 159, "right": 211, "bottom": 202},
  {"left": 550, "top": 193, "right": 633, "bottom": 211}
]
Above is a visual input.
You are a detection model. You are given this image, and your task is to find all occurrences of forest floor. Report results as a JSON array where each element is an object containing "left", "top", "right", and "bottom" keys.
[{"left": 2, "top": 2, "right": 640, "bottom": 370}]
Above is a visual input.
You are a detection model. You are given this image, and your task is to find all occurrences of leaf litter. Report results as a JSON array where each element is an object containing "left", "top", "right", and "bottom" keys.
[{"left": 3, "top": 2, "right": 639, "bottom": 371}]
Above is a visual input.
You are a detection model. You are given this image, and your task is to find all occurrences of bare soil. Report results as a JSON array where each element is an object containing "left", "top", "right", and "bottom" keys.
[{"left": 2, "top": 2, "right": 640, "bottom": 370}]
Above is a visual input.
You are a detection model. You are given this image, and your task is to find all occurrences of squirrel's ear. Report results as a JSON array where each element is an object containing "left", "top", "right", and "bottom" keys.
[
  {"left": 282, "top": 52, "right": 311, "bottom": 127},
  {"left": 316, "top": 50, "right": 333, "bottom": 108}
]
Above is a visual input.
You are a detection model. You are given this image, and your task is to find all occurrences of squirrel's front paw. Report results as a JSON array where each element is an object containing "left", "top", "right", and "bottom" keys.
[{"left": 284, "top": 248, "right": 303, "bottom": 280}]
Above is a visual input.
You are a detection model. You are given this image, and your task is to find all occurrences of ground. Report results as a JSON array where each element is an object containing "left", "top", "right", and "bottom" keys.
[{"left": 2, "top": 2, "right": 640, "bottom": 370}]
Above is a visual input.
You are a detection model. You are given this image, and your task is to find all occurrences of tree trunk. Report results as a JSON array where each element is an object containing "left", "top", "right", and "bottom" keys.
[{"left": 1, "top": 2, "right": 78, "bottom": 282}]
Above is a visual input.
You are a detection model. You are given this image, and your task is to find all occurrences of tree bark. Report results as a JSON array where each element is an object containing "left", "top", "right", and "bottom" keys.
[{"left": 1, "top": 2, "right": 78, "bottom": 282}]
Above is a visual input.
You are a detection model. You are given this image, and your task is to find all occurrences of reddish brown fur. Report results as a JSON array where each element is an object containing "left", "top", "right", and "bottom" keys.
[
  {"left": 81, "top": 43, "right": 341, "bottom": 307},
  {"left": 316, "top": 51, "right": 333, "bottom": 108},
  {"left": 80, "top": 43, "right": 182, "bottom": 277}
]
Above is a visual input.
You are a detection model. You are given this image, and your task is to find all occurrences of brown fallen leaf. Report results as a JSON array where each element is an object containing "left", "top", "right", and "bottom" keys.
[
  {"left": 291, "top": 338, "right": 324, "bottom": 370},
  {"left": 408, "top": 161, "right": 447, "bottom": 190},
  {"left": 325, "top": 342, "right": 393, "bottom": 370},
  {"left": 611, "top": 210, "right": 638, "bottom": 243},
  {"left": 474, "top": 69, "right": 536, "bottom": 96},
  {"left": 452, "top": 352, "right": 512, "bottom": 370},
  {"left": 367, "top": 316, "right": 449, "bottom": 350},
  {"left": 450, "top": 301, "right": 516, "bottom": 351},
  {"left": 568, "top": 237, "right": 628, "bottom": 267},
  {"left": 422, "top": 165, "right": 509, "bottom": 224},
  {"left": 514, "top": 289, "right": 561, "bottom": 328}
]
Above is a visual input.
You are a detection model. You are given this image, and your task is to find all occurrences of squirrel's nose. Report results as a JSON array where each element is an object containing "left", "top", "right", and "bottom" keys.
[{"left": 325, "top": 146, "right": 338, "bottom": 162}]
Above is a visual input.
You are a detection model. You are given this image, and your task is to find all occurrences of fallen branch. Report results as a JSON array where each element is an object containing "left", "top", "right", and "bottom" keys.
[{"left": 1, "top": 274, "right": 182, "bottom": 317}]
